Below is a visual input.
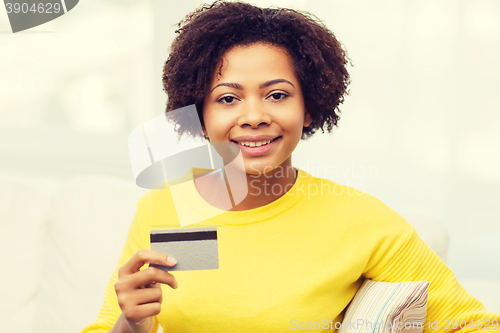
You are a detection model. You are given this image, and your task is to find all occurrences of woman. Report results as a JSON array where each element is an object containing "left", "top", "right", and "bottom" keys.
[{"left": 82, "top": 1, "right": 500, "bottom": 332}]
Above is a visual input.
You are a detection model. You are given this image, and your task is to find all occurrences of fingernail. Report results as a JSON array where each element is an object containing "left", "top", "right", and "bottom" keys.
[
  {"left": 173, "top": 279, "right": 178, "bottom": 289},
  {"left": 166, "top": 256, "right": 177, "bottom": 265}
]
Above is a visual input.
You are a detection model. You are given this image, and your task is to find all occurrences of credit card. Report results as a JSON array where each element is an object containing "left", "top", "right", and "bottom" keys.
[{"left": 150, "top": 227, "right": 219, "bottom": 271}]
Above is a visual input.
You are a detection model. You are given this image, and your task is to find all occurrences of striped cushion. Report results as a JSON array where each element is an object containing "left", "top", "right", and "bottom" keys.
[{"left": 339, "top": 280, "right": 429, "bottom": 333}]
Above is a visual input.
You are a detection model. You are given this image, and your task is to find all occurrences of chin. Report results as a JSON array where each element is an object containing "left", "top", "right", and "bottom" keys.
[
  {"left": 223, "top": 158, "right": 286, "bottom": 177},
  {"left": 244, "top": 162, "right": 279, "bottom": 176}
]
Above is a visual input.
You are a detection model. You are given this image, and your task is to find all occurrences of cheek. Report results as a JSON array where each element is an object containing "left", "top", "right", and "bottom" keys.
[
  {"left": 282, "top": 115, "right": 306, "bottom": 134},
  {"left": 202, "top": 108, "right": 216, "bottom": 129},
  {"left": 205, "top": 111, "right": 234, "bottom": 136}
]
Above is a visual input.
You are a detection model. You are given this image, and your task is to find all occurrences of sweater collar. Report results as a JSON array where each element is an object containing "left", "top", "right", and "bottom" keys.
[{"left": 171, "top": 167, "right": 311, "bottom": 226}]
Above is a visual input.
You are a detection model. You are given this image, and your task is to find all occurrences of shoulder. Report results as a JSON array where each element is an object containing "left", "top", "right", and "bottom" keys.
[{"left": 299, "top": 169, "right": 413, "bottom": 237}]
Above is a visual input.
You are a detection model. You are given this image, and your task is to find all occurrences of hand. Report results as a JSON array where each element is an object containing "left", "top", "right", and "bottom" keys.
[{"left": 114, "top": 249, "right": 177, "bottom": 333}]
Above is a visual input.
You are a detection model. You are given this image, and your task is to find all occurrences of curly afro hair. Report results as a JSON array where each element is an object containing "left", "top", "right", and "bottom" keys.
[{"left": 162, "top": 0, "right": 351, "bottom": 140}]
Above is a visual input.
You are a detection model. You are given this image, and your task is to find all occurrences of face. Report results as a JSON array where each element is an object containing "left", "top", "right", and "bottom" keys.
[{"left": 202, "top": 42, "right": 312, "bottom": 175}]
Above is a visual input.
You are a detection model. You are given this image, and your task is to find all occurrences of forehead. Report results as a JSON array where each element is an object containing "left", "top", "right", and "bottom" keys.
[{"left": 210, "top": 43, "right": 297, "bottom": 83}]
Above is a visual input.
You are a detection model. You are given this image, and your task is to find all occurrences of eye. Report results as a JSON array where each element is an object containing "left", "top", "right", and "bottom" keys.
[
  {"left": 216, "top": 95, "right": 238, "bottom": 104},
  {"left": 268, "top": 92, "right": 289, "bottom": 101}
]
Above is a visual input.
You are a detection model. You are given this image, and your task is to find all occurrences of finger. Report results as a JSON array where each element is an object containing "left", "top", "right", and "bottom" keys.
[
  {"left": 115, "top": 268, "right": 176, "bottom": 297},
  {"left": 144, "top": 281, "right": 161, "bottom": 289},
  {"left": 123, "top": 302, "right": 162, "bottom": 324},
  {"left": 120, "top": 249, "right": 177, "bottom": 277},
  {"left": 131, "top": 266, "right": 178, "bottom": 290},
  {"left": 128, "top": 249, "right": 177, "bottom": 273},
  {"left": 118, "top": 286, "right": 162, "bottom": 307},
  {"left": 133, "top": 286, "right": 163, "bottom": 305},
  {"left": 116, "top": 284, "right": 164, "bottom": 313}
]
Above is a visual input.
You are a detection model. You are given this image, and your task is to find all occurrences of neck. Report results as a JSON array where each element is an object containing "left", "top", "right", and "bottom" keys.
[
  {"left": 193, "top": 163, "right": 298, "bottom": 211},
  {"left": 229, "top": 164, "right": 297, "bottom": 211}
]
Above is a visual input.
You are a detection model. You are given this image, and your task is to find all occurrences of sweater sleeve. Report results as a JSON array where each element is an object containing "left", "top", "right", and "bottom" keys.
[
  {"left": 365, "top": 226, "right": 500, "bottom": 333},
  {"left": 80, "top": 194, "right": 160, "bottom": 333}
]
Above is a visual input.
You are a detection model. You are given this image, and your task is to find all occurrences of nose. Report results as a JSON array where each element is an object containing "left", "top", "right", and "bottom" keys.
[{"left": 237, "top": 101, "right": 272, "bottom": 128}]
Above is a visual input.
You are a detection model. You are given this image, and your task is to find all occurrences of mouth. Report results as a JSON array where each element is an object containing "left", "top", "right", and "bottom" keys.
[
  {"left": 230, "top": 136, "right": 282, "bottom": 157},
  {"left": 231, "top": 136, "right": 281, "bottom": 148}
]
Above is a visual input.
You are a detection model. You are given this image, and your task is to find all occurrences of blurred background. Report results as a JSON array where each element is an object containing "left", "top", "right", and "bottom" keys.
[{"left": 1, "top": 0, "right": 499, "bottom": 298}]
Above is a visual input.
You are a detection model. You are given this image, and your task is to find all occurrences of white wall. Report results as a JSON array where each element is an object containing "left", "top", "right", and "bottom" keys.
[{"left": 297, "top": 0, "right": 500, "bottom": 280}]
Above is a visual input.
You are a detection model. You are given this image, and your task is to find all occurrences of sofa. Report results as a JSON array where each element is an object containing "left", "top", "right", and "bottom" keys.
[{"left": 1, "top": 172, "right": 498, "bottom": 333}]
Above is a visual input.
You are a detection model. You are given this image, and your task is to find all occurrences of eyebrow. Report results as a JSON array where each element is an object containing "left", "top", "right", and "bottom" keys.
[{"left": 210, "top": 79, "right": 295, "bottom": 93}]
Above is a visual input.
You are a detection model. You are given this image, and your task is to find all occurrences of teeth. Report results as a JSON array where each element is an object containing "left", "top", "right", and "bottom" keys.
[{"left": 238, "top": 139, "right": 273, "bottom": 147}]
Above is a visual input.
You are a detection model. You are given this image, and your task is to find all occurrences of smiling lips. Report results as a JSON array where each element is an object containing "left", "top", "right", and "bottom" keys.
[
  {"left": 230, "top": 136, "right": 282, "bottom": 156},
  {"left": 231, "top": 134, "right": 281, "bottom": 143},
  {"left": 236, "top": 138, "right": 277, "bottom": 147}
]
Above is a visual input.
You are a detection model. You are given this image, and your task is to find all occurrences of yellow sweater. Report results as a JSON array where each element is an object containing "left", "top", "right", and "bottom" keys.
[{"left": 81, "top": 168, "right": 500, "bottom": 333}]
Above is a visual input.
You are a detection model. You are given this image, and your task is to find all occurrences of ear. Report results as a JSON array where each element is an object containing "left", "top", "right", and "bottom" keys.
[{"left": 303, "top": 112, "right": 313, "bottom": 128}]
